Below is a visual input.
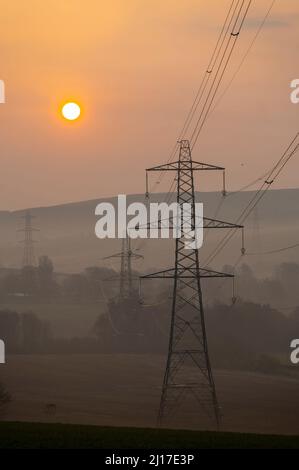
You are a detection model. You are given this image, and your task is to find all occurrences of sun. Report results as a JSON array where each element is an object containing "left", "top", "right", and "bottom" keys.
[{"left": 61, "top": 102, "right": 81, "bottom": 121}]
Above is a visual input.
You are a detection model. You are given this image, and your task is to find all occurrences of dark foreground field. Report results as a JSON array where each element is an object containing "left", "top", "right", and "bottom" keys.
[{"left": 0, "top": 422, "right": 299, "bottom": 449}]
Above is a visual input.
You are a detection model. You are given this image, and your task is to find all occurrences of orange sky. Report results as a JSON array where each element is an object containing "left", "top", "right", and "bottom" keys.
[{"left": 0, "top": 0, "right": 298, "bottom": 210}]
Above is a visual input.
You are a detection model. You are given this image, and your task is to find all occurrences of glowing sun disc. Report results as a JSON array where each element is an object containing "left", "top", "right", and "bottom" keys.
[{"left": 62, "top": 102, "right": 81, "bottom": 121}]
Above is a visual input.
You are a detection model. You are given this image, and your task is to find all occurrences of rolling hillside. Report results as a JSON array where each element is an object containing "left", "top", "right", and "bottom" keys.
[{"left": 0, "top": 188, "right": 298, "bottom": 275}]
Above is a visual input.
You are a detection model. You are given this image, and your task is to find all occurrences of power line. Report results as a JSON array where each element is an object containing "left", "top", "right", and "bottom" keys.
[
  {"left": 226, "top": 171, "right": 271, "bottom": 196},
  {"left": 180, "top": 0, "right": 238, "bottom": 142},
  {"left": 196, "top": 0, "right": 278, "bottom": 224},
  {"left": 204, "top": 132, "right": 299, "bottom": 266},
  {"left": 190, "top": 0, "right": 253, "bottom": 150},
  {"left": 148, "top": 0, "right": 249, "bottom": 194},
  {"left": 208, "top": 0, "right": 276, "bottom": 118},
  {"left": 148, "top": 0, "right": 273, "bottom": 200},
  {"left": 246, "top": 242, "right": 299, "bottom": 256}
]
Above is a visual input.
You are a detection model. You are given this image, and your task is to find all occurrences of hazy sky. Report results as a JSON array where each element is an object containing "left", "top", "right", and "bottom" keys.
[{"left": 1, "top": 0, "right": 298, "bottom": 210}]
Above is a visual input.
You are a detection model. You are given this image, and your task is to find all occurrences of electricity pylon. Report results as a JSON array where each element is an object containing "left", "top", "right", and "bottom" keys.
[
  {"left": 141, "top": 140, "right": 243, "bottom": 429},
  {"left": 18, "top": 210, "right": 39, "bottom": 268},
  {"left": 104, "top": 237, "right": 143, "bottom": 301}
]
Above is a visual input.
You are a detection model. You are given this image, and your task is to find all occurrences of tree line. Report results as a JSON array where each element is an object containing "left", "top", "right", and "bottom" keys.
[{"left": 0, "top": 257, "right": 115, "bottom": 302}]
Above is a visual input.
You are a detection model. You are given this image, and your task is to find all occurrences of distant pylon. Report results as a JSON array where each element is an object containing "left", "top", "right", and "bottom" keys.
[
  {"left": 104, "top": 237, "right": 143, "bottom": 300},
  {"left": 18, "top": 210, "right": 39, "bottom": 268},
  {"left": 141, "top": 140, "right": 243, "bottom": 429}
]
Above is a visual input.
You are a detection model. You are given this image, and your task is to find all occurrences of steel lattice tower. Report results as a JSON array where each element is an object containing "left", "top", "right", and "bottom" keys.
[
  {"left": 19, "top": 210, "right": 39, "bottom": 268},
  {"left": 141, "top": 140, "right": 242, "bottom": 429},
  {"left": 104, "top": 237, "right": 143, "bottom": 301}
]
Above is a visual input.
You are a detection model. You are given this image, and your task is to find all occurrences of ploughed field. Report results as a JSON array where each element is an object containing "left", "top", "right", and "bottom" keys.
[{"left": 1, "top": 353, "right": 299, "bottom": 436}]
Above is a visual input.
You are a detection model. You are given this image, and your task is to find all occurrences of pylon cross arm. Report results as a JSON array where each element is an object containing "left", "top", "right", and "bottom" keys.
[
  {"left": 146, "top": 161, "right": 224, "bottom": 173},
  {"left": 136, "top": 216, "right": 243, "bottom": 231},
  {"left": 140, "top": 267, "right": 233, "bottom": 279},
  {"left": 203, "top": 217, "right": 243, "bottom": 229}
]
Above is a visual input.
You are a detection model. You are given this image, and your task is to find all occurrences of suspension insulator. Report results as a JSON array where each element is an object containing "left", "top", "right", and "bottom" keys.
[
  {"left": 241, "top": 227, "right": 246, "bottom": 255},
  {"left": 222, "top": 170, "right": 226, "bottom": 197}
]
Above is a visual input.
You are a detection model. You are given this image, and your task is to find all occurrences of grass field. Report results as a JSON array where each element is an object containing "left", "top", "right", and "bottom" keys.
[
  {"left": 0, "top": 422, "right": 298, "bottom": 449},
  {"left": 1, "top": 354, "right": 299, "bottom": 435}
]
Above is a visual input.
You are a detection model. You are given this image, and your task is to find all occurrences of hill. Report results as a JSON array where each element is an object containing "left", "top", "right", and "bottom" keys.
[{"left": 1, "top": 188, "right": 299, "bottom": 275}]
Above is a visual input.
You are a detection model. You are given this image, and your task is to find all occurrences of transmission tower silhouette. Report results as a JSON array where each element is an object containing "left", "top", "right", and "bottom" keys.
[
  {"left": 141, "top": 140, "right": 243, "bottom": 429},
  {"left": 18, "top": 210, "right": 39, "bottom": 268},
  {"left": 104, "top": 237, "right": 143, "bottom": 301}
]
